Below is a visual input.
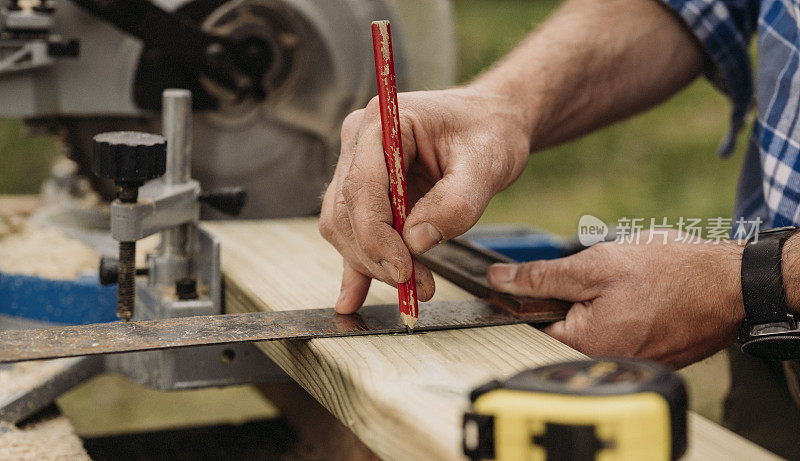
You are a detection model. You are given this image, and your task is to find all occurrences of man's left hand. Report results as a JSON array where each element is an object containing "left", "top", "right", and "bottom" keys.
[{"left": 487, "top": 231, "right": 745, "bottom": 368}]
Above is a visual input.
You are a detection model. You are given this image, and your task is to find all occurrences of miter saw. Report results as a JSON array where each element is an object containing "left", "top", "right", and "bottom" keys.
[
  {"left": 0, "top": 0, "right": 455, "bottom": 219},
  {"left": 0, "top": 0, "right": 455, "bottom": 425}
]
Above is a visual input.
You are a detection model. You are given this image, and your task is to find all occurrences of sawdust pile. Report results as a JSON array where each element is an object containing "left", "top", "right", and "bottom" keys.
[
  {"left": 0, "top": 416, "right": 90, "bottom": 460},
  {"left": 0, "top": 221, "right": 99, "bottom": 280},
  {"left": 0, "top": 213, "right": 27, "bottom": 239}
]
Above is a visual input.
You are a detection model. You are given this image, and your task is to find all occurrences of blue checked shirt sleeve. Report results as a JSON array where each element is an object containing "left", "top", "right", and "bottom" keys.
[{"left": 659, "top": 0, "right": 758, "bottom": 156}]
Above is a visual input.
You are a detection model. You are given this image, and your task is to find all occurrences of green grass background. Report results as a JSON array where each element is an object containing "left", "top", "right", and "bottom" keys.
[
  {"left": 455, "top": 0, "right": 745, "bottom": 235},
  {"left": 0, "top": 0, "right": 744, "bottom": 237}
]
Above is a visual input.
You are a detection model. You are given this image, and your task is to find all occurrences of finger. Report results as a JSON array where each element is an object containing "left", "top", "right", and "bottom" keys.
[
  {"left": 403, "top": 166, "right": 494, "bottom": 255},
  {"left": 339, "top": 109, "right": 365, "bottom": 166},
  {"left": 343, "top": 124, "right": 413, "bottom": 284},
  {"left": 541, "top": 320, "right": 566, "bottom": 338},
  {"left": 335, "top": 262, "right": 372, "bottom": 314},
  {"left": 486, "top": 257, "right": 595, "bottom": 301},
  {"left": 323, "top": 109, "right": 400, "bottom": 287},
  {"left": 413, "top": 260, "right": 435, "bottom": 302},
  {"left": 324, "top": 190, "right": 402, "bottom": 288},
  {"left": 319, "top": 109, "right": 365, "bottom": 245},
  {"left": 324, "top": 188, "right": 435, "bottom": 301},
  {"left": 328, "top": 215, "right": 435, "bottom": 301},
  {"left": 328, "top": 109, "right": 365, "bottom": 198},
  {"left": 541, "top": 302, "right": 592, "bottom": 351}
]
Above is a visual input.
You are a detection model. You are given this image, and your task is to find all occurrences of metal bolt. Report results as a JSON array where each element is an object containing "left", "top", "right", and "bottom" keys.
[
  {"left": 117, "top": 241, "right": 136, "bottom": 321},
  {"left": 116, "top": 184, "right": 139, "bottom": 321}
]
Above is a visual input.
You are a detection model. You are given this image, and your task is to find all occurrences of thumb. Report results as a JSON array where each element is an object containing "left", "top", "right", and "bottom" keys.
[
  {"left": 403, "top": 170, "right": 493, "bottom": 255},
  {"left": 486, "top": 257, "right": 594, "bottom": 302}
]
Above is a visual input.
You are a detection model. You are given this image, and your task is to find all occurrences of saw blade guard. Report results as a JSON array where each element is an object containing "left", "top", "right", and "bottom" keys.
[{"left": 3, "top": 0, "right": 455, "bottom": 218}]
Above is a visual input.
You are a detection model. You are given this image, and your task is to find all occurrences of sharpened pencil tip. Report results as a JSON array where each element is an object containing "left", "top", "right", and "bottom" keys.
[{"left": 400, "top": 312, "right": 418, "bottom": 331}]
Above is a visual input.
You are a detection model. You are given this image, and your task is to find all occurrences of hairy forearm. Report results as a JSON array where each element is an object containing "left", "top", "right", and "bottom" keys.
[{"left": 470, "top": 0, "right": 705, "bottom": 152}]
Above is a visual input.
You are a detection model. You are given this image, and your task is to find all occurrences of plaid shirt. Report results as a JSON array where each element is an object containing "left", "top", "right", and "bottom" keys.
[{"left": 661, "top": 0, "right": 800, "bottom": 227}]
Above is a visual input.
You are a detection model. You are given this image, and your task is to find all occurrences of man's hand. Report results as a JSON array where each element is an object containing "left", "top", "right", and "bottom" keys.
[
  {"left": 319, "top": 88, "right": 530, "bottom": 313},
  {"left": 319, "top": 0, "right": 705, "bottom": 314},
  {"left": 487, "top": 232, "right": 745, "bottom": 368}
]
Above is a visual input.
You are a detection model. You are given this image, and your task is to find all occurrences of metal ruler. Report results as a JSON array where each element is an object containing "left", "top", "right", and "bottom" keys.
[
  {"left": 0, "top": 239, "right": 570, "bottom": 364},
  {"left": 0, "top": 299, "right": 568, "bottom": 363}
]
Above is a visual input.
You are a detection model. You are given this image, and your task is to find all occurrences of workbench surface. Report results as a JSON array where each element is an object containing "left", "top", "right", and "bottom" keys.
[{"left": 206, "top": 218, "right": 782, "bottom": 461}]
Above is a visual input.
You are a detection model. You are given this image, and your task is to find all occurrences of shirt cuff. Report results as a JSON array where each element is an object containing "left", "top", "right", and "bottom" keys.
[{"left": 659, "top": 0, "right": 755, "bottom": 157}]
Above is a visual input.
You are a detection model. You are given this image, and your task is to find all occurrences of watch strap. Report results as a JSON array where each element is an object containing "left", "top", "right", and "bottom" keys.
[{"left": 741, "top": 227, "right": 797, "bottom": 325}]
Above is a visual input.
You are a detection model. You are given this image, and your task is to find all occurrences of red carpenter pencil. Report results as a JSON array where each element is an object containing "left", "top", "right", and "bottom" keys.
[{"left": 371, "top": 20, "right": 419, "bottom": 332}]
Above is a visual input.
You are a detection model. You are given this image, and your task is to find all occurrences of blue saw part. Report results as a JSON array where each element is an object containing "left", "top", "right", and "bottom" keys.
[
  {"left": 0, "top": 272, "right": 117, "bottom": 325},
  {"left": 469, "top": 233, "right": 566, "bottom": 262}
]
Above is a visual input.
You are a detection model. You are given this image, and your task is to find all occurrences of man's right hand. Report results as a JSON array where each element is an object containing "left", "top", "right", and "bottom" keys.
[
  {"left": 319, "top": 0, "right": 705, "bottom": 314},
  {"left": 319, "top": 87, "right": 531, "bottom": 313}
]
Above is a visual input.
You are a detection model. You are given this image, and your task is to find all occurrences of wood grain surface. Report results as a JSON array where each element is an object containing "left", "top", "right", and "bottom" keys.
[{"left": 206, "top": 218, "right": 782, "bottom": 461}]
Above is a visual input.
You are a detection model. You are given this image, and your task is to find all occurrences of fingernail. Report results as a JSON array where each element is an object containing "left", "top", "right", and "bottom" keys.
[
  {"left": 407, "top": 222, "right": 442, "bottom": 254},
  {"left": 380, "top": 260, "right": 402, "bottom": 284},
  {"left": 488, "top": 264, "right": 517, "bottom": 284},
  {"left": 336, "top": 288, "right": 347, "bottom": 305}
]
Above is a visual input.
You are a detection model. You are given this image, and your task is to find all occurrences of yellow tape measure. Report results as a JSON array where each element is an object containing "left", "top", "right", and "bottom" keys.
[{"left": 463, "top": 358, "right": 687, "bottom": 461}]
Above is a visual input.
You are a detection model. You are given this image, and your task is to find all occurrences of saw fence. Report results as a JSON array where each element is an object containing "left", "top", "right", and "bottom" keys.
[{"left": 206, "top": 218, "right": 781, "bottom": 461}]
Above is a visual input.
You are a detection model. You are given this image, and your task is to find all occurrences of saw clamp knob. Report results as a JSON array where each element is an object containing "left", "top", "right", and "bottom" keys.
[
  {"left": 92, "top": 131, "right": 166, "bottom": 321},
  {"left": 92, "top": 131, "right": 167, "bottom": 198},
  {"left": 92, "top": 89, "right": 246, "bottom": 325}
]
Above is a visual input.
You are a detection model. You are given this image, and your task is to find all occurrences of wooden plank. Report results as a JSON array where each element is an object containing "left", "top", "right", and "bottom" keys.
[
  {"left": 207, "top": 218, "right": 781, "bottom": 461},
  {"left": 0, "top": 195, "right": 39, "bottom": 218}
]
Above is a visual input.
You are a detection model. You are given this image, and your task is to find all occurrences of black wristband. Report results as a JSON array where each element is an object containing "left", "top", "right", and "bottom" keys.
[{"left": 741, "top": 227, "right": 796, "bottom": 325}]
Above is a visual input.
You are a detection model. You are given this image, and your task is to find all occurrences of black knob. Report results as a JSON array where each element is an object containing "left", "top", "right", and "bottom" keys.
[
  {"left": 48, "top": 39, "right": 80, "bottom": 58},
  {"left": 99, "top": 257, "right": 119, "bottom": 286},
  {"left": 199, "top": 187, "right": 247, "bottom": 216},
  {"left": 176, "top": 277, "right": 198, "bottom": 300},
  {"left": 99, "top": 257, "right": 149, "bottom": 285},
  {"left": 34, "top": 1, "right": 56, "bottom": 13},
  {"left": 92, "top": 132, "right": 167, "bottom": 188}
]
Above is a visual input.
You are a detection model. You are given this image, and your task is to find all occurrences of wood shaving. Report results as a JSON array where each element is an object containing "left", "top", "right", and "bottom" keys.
[
  {"left": 0, "top": 416, "right": 89, "bottom": 460},
  {"left": 0, "top": 215, "right": 26, "bottom": 240},
  {"left": 0, "top": 223, "right": 98, "bottom": 280}
]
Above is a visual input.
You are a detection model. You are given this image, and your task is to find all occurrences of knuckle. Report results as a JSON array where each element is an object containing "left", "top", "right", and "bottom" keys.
[
  {"left": 486, "top": 157, "right": 513, "bottom": 187},
  {"left": 334, "top": 200, "right": 355, "bottom": 241},
  {"left": 342, "top": 171, "right": 386, "bottom": 217},
  {"left": 359, "top": 234, "right": 388, "bottom": 262},
  {"left": 425, "top": 188, "right": 482, "bottom": 235},
  {"left": 318, "top": 192, "right": 337, "bottom": 241},
  {"left": 318, "top": 216, "right": 334, "bottom": 241},
  {"left": 365, "top": 96, "right": 381, "bottom": 116},
  {"left": 341, "top": 109, "right": 364, "bottom": 138},
  {"left": 341, "top": 173, "right": 365, "bottom": 206},
  {"left": 586, "top": 241, "right": 612, "bottom": 258},
  {"left": 449, "top": 190, "right": 483, "bottom": 220},
  {"left": 578, "top": 244, "right": 613, "bottom": 280},
  {"left": 562, "top": 312, "right": 592, "bottom": 352},
  {"left": 521, "top": 261, "right": 548, "bottom": 290},
  {"left": 342, "top": 109, "right": 364, "bottom": 129}
]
